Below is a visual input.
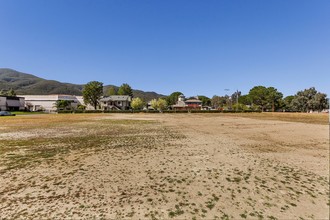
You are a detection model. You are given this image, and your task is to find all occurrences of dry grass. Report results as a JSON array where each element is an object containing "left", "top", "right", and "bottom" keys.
[
  {"left": 223, "top": 112, "right": 329, "bottom": 125},
  {"left": 0, "top": 113, "right": 328, "bottom": 219}
]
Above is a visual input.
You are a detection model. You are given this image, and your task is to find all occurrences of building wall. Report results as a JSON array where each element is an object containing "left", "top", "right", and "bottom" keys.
[
  {"left": 18, "top": 97, "right": 25, "bottom": 110},
  {"left": 75, "top": 96, "right": 94, "bottom": 110},
  {"left": 101, "top": 100, "right": 131, "bottom": 110},
  {"left": 21, "top": 95, "right": 82, "bottom": 112},
  {"left": 18, "top": 94, "right": 132, "bottom": 112}
]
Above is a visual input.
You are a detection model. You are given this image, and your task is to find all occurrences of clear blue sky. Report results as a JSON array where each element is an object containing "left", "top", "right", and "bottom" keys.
[{"left": 0, "top": 0, "right": 329, "bottom": 97}]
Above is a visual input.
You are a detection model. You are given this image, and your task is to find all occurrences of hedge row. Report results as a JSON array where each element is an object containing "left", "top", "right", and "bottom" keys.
[{"left": 58, "top": 109, "right": 261, "bottom": 114}]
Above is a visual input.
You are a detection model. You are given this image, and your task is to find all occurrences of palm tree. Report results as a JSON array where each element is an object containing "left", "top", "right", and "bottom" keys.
[{"left": 54, "top": 100, "right": 72, "bottom": 111}]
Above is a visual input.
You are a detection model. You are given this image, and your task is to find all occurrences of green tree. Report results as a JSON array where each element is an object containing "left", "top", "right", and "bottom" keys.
[
  {"left": 232, "top": 103, "right": 249, "bottom": 111},
  {"left": 106, "top": 86, "right": 117, "bottom": 96},
  {"left": 54, "top": 100, "right": 72, "bottom": 110},
  {"left": 198, "top": 95, "right": 211, "bottom": 106},
  {"left": 311, "top": 92, "right": 328, "bottom": 112},
  {"left": 166, "top": 91, "right": 183, "bottom": 106},
  {"left": 118, "top": 83, "right": 133, "bottom": 96},
  {"left": 266, "top": 87, "right": 283, "bottom": 112},
  {"left": 290, "top": 87, "right": 328, "bottom": 112},
  {"left": 283, "top": 95, "right": 295, "bottom": 111},
  {"left": 131, "top": 97, "right": 144, "bottom": 110},
  {"left": 249, "top": 86, "right": 269, "bottom": 111},
  {"left": 238, "top": 95, "right": 252, "bottom": 106},
  {"left": 82, "top": 81, "right": 103, "bottom": 110}
]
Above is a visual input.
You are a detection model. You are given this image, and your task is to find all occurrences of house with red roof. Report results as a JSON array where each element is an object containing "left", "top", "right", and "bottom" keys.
[{"left": 172, "top": 95, "right": 202, "bottom": 110}]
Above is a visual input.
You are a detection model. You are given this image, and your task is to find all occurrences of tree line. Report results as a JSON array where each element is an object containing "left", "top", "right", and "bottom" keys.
[
  {"left": 83, "top": 81, "right": 328, "bottom": 112},
  {"left": 4, "top": 81, "right": 327, "bottom": 113},
  {"left": 210, "top": 86, "right": 328, "bottom": 112}
]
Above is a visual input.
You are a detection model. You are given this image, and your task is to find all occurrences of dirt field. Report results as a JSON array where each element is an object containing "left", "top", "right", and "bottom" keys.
[{"left": 0, "top": 113, "right": 329, "bottom": 219}]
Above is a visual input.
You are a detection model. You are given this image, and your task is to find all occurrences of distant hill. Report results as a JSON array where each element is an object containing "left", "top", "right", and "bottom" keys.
[{"left": 0, "top": 68, "right": 165, "bottom": 101}]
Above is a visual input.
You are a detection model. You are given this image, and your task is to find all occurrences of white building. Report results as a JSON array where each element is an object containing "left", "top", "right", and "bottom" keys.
[
  {"left": 21, "top": 94, "right": 82, "bottom": 112},
  {"left": 18, "top": 94, "right": 132, "bottom": 112}
]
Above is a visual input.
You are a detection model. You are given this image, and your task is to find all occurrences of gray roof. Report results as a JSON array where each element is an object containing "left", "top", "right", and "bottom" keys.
[
  {"left": 185, "top": 99, "right": 202, "bottom": 103},
  {"left": 100, "top": 95, "right": 132, "bottom": 102},
  {"left": 6, "top": 99, "right": 21, "bottom": 107}
]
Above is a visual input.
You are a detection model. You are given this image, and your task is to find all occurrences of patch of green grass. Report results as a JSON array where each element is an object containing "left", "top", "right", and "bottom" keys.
[
  {"left": 11, "top": 111, "right": 46, "bottom": 115},
  {"left": 168, "top": 205, "right": 184, "bottom": 218}
]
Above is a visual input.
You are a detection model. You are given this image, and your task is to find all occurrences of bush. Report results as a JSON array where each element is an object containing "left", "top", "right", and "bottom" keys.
[
  {"left": 58, "top": 110, "right": 73, "bottom": 114},
  {"left": 85, "top": 110, "right": 103, "bottom": 113}
]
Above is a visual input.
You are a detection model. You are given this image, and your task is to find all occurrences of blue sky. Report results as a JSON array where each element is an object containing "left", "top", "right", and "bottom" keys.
[{"left": 0, "top": 0, "right": 329, "bottom": 97}]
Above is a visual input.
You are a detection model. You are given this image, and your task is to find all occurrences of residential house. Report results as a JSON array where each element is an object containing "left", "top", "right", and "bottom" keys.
[
  {"left": 0, "top": 95, "right": 25, "bottom": 111},
  {"left": 100, "top": 95, "right": 132, "bottom": 110},
  {"left": 172, "top": 95, "right": 202, "bottom": 110}
]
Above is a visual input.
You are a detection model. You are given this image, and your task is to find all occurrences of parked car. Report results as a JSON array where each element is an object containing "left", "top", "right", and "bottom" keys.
[{"left": 0, "top": 111, "right": 16, "bottom": 116}]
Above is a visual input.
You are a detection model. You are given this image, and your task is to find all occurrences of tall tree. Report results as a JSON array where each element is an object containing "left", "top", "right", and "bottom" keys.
[
  {"left": 166, "top": 91, "right": 183, "bottom": 106},
  {"left": 249, "top": 86, "right": 269, "bottom": 111},
  {"left": 266, "top": 87, "right": 283, "bottom": 112},
  {"left": 106, "top": 86, "right": 117, "bottom": 96},
  {"left": 283, "top": 95, "right": 295, "bottom": 112},
  {"left": 118, "top": 83, "right": 133, "bottom": 96},
  {"left": 311, "top": 92, "right": 328, "bottom": 112},
  {"left": 82, "top": 81, "right": 103, "bottom": 110},
  {"left": 290, "top": 87, "right": 328, "bottom": 112}
]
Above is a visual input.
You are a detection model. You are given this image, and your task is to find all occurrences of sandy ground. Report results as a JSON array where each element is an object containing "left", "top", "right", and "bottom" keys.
[{"left": 0, "top": 113, "right": 329, "bottom": 219}]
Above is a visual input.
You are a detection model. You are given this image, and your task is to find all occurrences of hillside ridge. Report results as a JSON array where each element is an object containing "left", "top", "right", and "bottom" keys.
[{"left": 0, "top": 68, "right": 164, "bottom": 101}]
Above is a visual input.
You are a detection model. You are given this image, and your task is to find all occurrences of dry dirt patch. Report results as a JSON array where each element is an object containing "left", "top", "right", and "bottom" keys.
[{"left": 0, "top": 113, "right": 328, "bottom": 219}]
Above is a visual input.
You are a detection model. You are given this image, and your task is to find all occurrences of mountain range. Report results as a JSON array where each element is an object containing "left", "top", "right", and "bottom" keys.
[{"left": 0, "top": 68, "right": 164, "bottom": 101}]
